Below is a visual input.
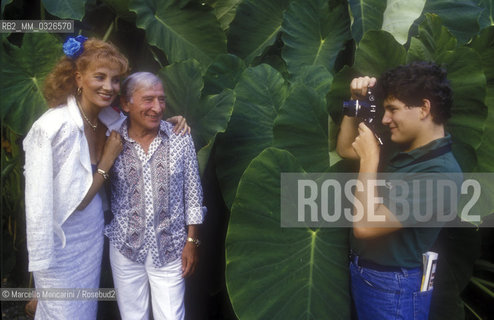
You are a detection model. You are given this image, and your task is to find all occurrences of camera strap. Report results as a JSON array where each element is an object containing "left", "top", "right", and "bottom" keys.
[{"left": 406, "top": 144, "right": 452, "bottom": 166}]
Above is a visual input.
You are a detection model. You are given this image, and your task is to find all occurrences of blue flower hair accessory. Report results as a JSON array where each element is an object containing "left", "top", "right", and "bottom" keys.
[{"left": 63, "top": 35, "right": 88, "bottom": 59}]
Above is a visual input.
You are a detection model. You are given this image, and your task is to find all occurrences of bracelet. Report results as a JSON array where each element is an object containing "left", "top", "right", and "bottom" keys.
[
  {"left": 187, "top": 237, "right": 201, "bottom": 247},
  {"left": 97, "top": 168, "right": 109, "bottom": 180}
]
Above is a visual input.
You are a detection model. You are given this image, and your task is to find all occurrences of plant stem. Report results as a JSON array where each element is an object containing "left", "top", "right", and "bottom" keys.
[
  {"left": 471, "top": 277, "right": 494, "bottom": 298},
  {"left": 149, "top": 46, "right": 164, "bottom": 69},
  {"left": 40, "top": 1, "right": 45, "bottom": 20},
  {"left": 464, "top": 301, "right": 483, "bottom": 320},
  {"left": 472, "top": 277, "right": 494, "bottom": 289},
  {"left": 475, "top": 259, "right": 494, "bottom": 272},
  {"left": 103, "top": 19, "right": 115, "bottom": 42}
]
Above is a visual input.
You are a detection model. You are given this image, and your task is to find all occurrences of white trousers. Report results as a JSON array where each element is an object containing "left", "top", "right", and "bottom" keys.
[{"left": 110, "top": 245, "right": 185, "bottom": 320}]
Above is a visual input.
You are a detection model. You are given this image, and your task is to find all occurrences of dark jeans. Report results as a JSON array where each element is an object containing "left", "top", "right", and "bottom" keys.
[{"left": 350, "top": 260, "right": 432, "bottom": 320}]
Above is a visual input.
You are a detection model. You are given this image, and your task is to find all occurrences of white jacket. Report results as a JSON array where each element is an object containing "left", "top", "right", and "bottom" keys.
[{"left": 23, "top": 96, "right": 126, "bottom": 272}]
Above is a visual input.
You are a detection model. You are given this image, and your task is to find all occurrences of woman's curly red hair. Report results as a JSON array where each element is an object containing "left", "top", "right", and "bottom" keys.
[{"left": 43, "top": 38, "right": 129, "bottom": 107}]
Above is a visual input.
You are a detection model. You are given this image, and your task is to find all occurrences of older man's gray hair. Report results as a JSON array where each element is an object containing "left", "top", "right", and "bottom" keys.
[{"left": 121, "top": 72, "right": 163, "bottom": 103}]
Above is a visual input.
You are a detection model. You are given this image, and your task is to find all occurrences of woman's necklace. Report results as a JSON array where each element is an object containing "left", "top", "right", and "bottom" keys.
[{"left": 76, "top": 99, "right": 98, "bottom": 131}]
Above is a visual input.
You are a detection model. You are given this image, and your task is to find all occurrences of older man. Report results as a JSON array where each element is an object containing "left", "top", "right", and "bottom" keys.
[{"left": 105, "top": 72, "right": 206, "bottom": 320}]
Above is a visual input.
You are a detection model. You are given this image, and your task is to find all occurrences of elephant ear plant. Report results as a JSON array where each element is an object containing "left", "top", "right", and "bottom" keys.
[{"left": 1, "top": 0, "right": 494, "bottom": 319}]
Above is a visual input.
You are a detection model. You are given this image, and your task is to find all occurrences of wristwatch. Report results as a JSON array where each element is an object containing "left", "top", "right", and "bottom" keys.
[{"left": 187, "top": 237, "right": 201, "bottom": 247}]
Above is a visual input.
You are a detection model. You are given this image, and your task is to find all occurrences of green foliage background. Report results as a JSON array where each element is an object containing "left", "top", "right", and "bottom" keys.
[{"left": 1, "top": 0, "right": 493, "bottom": 319}]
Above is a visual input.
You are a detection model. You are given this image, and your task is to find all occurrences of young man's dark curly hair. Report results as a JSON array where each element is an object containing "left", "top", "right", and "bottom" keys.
[{"left": 375, "top": 61, "right": 453, "bottom": 124}]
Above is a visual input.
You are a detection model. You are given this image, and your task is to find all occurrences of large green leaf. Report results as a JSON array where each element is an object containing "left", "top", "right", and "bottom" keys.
[
  {"left": 438, "top": 47, "right": 487, "bottom": 152},
  {"left": 354, "top": 30, "right": 406, "bottom": 76},
  {"left": 281, "top": 0, "right": 350, "bottom": 76},
  {"left": 158, "top": 60, "right": 235, "bottom": 173},
  {"left": 130, "top": 0, "right": 226, "bottom": 66},
  {"left": 407, "top": 13, "right": 457, "bottom": 63},
  {"left": 215, "top": 64, "right": 288, "bottom": 208},
  {"left": 0, "top": 33, "right": 61, "bottom": 135},
  {"left": 469, "top": 27, "right": 494, "bottom": 220},
  {"left": 381, "top": 0, "right": 426, "bottom": 44},
  {"left": 103, "top": 0, "right": 135, "bottom": 21},
  {"left": 176, "top": 0, "right": 193, "bottom": 8},
  {"left": 326, "top": 66, "right": 359, "bottom": 117},
  {"left": 293, "top": 65, "right": 333, "bottom": 98},
  {"left": 159, "top": 59, "right": 203, "bottom": 119},
  {"left": 470, "top": 26, "right": 494, "bottom": 172},
  {"left": 227, "top": 0, "right": 291, "bottom": 64},
  {"left": 226, "top": 147, "right": 350, "bottom": 319},
  {"left": 211, "top": 0, "right": 242, "bottom": 30},
  {"left": 273, "top": 83, "right": 330, "bottom": 172},
  {"left": 203, "top": 53, "right": 246, "bottom": 96},
  {"left": 403, "top": 14, "right": 487, "bottom": 170},
  {"left": 348, "top": 0, "right": 386, "bottom": 43},
  {"left": 41, "top": 0, "right": 86, "bottom": 20},
  {"left": 478, "top": 0, "right": 494, "bottom": 29},
  {"left": 1, "top": 0, "right": 14, "bottom": 17},
  {"left": 421, "top": 0, "right": 483, "bottom": 44},
  {"left": 194, "top": 89, "right": 235, "bottom": 169},
  {"left": 405, "top": 15, "right": 488, "bottom": 171}
]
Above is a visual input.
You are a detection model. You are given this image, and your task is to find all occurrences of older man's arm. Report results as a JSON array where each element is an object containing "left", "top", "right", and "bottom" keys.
[
  {"left": 181, "top": 134, "right": 206, "bottom": 278},
  {"left": 182, "top": 224, "right": 200, "bottom": 278}
]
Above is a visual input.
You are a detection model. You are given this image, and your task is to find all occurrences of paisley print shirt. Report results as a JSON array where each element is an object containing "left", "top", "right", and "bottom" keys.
[{"left": 105, "top": 120, "right": 206, "bottom": 267}]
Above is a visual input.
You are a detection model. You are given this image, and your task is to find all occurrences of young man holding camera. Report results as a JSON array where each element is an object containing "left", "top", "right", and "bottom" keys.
[{"left": 336, "top": 62, "right": 462, "bottom": 319}]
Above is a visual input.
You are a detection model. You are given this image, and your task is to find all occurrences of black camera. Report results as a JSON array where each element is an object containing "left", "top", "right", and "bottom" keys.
[
  {"left": 343, "top": 88, "right": 383, "bottom": 145},
  {"left": 343, "top": 88, "right": 378, "bottom": 124}
]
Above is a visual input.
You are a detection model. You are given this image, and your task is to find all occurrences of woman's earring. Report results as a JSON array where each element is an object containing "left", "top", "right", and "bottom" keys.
[{"left": 77, "top": 87, "right": 82, "bottom": 96}]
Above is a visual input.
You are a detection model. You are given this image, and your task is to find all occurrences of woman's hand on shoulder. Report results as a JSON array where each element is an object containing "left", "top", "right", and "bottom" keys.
[{"left": 166, "top": 115, "right": 191, "bottom": 135}]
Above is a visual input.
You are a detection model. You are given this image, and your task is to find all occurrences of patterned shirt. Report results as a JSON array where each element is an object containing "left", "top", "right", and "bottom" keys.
[{"left": 105, "top": 120, "right": 206, "bottom": 267}]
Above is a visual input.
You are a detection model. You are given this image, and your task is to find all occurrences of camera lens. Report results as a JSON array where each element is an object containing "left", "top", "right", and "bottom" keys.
[{"left": 343, "top": 100, "right": 358, "bottom": 117}]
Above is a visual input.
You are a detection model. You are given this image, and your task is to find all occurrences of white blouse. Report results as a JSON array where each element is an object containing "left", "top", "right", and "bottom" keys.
[{"left": 23, "top": 96, "right": 126, "bottom": 271}]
